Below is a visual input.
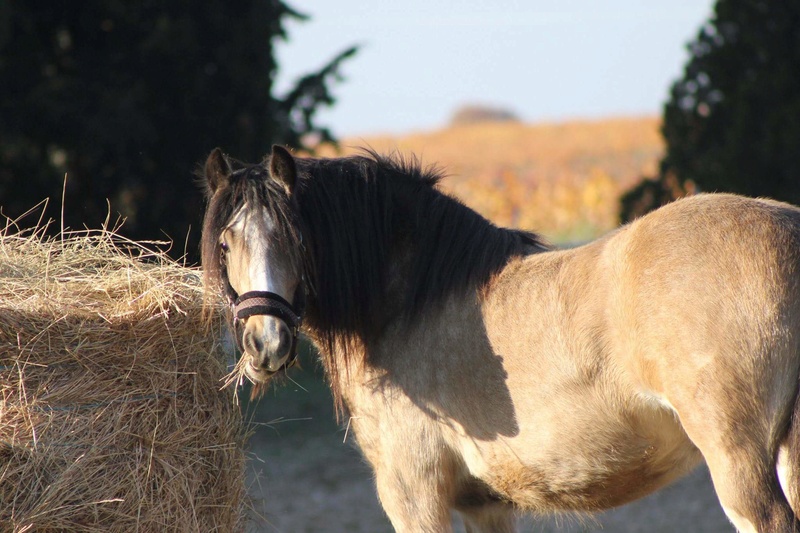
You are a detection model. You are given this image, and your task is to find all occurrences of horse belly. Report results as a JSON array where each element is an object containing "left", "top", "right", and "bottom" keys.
[{"left": 453, "top": 400, "right": 702, "bottom": 513}]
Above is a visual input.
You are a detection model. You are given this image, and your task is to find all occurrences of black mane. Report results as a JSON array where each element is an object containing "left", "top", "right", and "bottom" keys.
[{"left": 202, "top": 150, "right": 547, "bottom": 353}]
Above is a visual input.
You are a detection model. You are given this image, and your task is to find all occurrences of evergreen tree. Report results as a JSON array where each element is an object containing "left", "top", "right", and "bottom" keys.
[
  {"left": 0, "top": 1, "right": 355, "bottom": 259},
  {"left": 621, "top": 0, "right": 800, "bottom": 221}
]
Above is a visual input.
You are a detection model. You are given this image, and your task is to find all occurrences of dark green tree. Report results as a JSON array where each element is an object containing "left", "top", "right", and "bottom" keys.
[
  {"left": 0, "top": 1, "right": 355, "bottom": 259},
  {"left": 621, "top": 0, "right": 800, "bottom": 221}
]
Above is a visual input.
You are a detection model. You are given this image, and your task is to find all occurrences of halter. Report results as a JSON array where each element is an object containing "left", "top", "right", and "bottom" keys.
[{"left": 230, "top": 285, "right": 306, "bottom": 372}]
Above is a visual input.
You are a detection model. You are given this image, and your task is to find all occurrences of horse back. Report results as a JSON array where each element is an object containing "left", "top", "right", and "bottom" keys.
[{"left": 606, "top": 194, "right": 800, "bottom": 401}]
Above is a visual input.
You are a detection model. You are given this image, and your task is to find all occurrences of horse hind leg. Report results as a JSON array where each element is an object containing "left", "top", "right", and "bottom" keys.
[
  {"left": 776, "top": 390, "right": 800, "bottom": 519},
  {"left": 699, "top": 440, "right": 797, "bottom": 532},
  {"left": 668, "top": 361, "right": 798, "bottom": 530},
  {"left": 776, "top": 442, "right": 798, "bottom": 519},
  {"left": 677, "top": 392, "right": 799, "bottom": 532}
]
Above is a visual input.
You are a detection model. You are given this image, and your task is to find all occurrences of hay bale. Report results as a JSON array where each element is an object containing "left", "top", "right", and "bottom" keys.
[{"left": 0, "top": 228, "right": 247, "bottom": 532}]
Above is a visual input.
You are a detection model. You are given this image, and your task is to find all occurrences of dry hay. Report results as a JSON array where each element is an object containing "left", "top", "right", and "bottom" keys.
[{"left": 0, "top": 226, "right": 247, "bottom": 532}]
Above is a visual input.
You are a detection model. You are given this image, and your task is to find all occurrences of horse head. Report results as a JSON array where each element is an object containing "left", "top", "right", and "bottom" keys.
[{"left": 202, "top": 145, "right": 305, "bottom": 383}]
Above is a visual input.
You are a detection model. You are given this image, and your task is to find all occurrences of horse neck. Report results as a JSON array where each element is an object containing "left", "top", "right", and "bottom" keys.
[
  {"left": 312, "top": 287, "right": 490, "bottom": 419},
  {"left": 295, "top": 165, "right": 540, "bottom": 394}
]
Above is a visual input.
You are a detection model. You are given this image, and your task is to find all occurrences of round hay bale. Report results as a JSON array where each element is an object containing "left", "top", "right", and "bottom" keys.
[{"left": 0, "top": 228, "right": 247, "bottom": 532}]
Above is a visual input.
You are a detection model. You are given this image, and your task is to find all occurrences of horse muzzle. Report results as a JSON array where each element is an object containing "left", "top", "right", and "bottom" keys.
[
  {"left": 233, "top": 290, "right": 303, "bottom": 379},
  {"left": 242, "top": 316, "right": 294, "bottom": 374}
]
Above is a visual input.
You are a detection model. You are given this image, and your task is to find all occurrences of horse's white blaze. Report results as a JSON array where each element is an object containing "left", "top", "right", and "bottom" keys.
[
  {"left": 225, "top": 203, "right": 296, "bottom": 371},
  {"left": 227, "top": 204, "right": 293, "bottom": 299}
]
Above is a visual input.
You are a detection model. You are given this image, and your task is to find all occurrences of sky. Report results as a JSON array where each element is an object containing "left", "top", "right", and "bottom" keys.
[{"left": 274, "top": 1, "right": 716, "bottom": 137}]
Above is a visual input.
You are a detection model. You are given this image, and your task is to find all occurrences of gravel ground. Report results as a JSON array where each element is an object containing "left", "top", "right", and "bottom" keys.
[{"left": 243, "top": 364, "right": 734, "bottom": 533}]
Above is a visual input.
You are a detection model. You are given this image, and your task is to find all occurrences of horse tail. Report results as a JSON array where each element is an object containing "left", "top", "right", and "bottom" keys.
[{"left": 777, "top": 380, "right": 800, "bottom": 517}]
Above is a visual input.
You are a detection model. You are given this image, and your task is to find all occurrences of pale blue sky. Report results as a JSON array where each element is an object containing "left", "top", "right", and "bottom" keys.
[{"left": 275, "top": 1, "right": 716, "bottom": 137}]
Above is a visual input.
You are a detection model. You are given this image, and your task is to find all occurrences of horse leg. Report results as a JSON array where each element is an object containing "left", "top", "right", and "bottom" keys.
[
  {"left": 776, "top": 390, "right": 800, "bottom": 518},
  {"left": 372, "top": 459, "right": 454, "bottom": 533},
  {"left": 459, "top": 505, "right": 516, "bottom": 533},
  {"left": 454, "top": 477, "right": 517, "bottom": 533},
  {"left": 701, "top": 448, "right": 797, "bottom": 532},
  {"left": 677, "top": 395, "right": 798, "bottom": 531},
  {"left": 355, "top": 418, "right": 455, "bottom": 532}
]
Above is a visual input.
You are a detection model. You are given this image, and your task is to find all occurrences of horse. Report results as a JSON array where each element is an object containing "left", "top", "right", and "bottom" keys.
[{"left": 200, "top": 145, "right": 800, "bottom": 533}]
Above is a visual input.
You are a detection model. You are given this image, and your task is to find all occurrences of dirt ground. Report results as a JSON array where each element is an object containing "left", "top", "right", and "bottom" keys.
[{"left": 243, "top": 363, "right": 734, "bottom": 533}]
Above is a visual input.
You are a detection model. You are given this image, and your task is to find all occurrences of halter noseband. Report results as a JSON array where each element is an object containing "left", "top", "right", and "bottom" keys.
[{"left": 231, "top": 287, "right": 305, "bottom": 372}]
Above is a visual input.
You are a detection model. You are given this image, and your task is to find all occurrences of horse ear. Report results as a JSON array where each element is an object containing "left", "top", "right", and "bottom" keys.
[
  {"left": 269, "top": 145, "right": 297, "bottom": 194},
  {"left": 204, "top": 148, "right": 233, "bottom": 195}
]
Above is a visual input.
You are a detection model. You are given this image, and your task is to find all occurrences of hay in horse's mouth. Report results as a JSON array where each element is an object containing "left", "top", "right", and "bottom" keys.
[{"left": 221, "top": 350, "right": 274, "bottom": 399}]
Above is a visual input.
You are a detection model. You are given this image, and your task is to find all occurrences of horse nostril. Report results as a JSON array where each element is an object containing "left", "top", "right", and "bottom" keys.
[
  {"left": 278, "top": 327, "right": 291, "bottom": 355},
  {"left": 243, "top": 331, "right": 263, "bottom": 356}
]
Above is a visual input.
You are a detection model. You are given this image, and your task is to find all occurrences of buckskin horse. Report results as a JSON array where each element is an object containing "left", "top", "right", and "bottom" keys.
[{"left": 201, "top": 145, "right": 800, "bottom": 532}]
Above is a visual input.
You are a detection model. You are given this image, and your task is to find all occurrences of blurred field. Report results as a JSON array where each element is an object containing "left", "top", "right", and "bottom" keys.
[{"left": 322, "top": 116, "right": 663, "bottom": 242}]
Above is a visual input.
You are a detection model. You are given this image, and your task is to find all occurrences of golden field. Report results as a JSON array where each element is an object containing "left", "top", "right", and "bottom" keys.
[{"left": 324, "top": 116, "right": 663, "bottom": 243}]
